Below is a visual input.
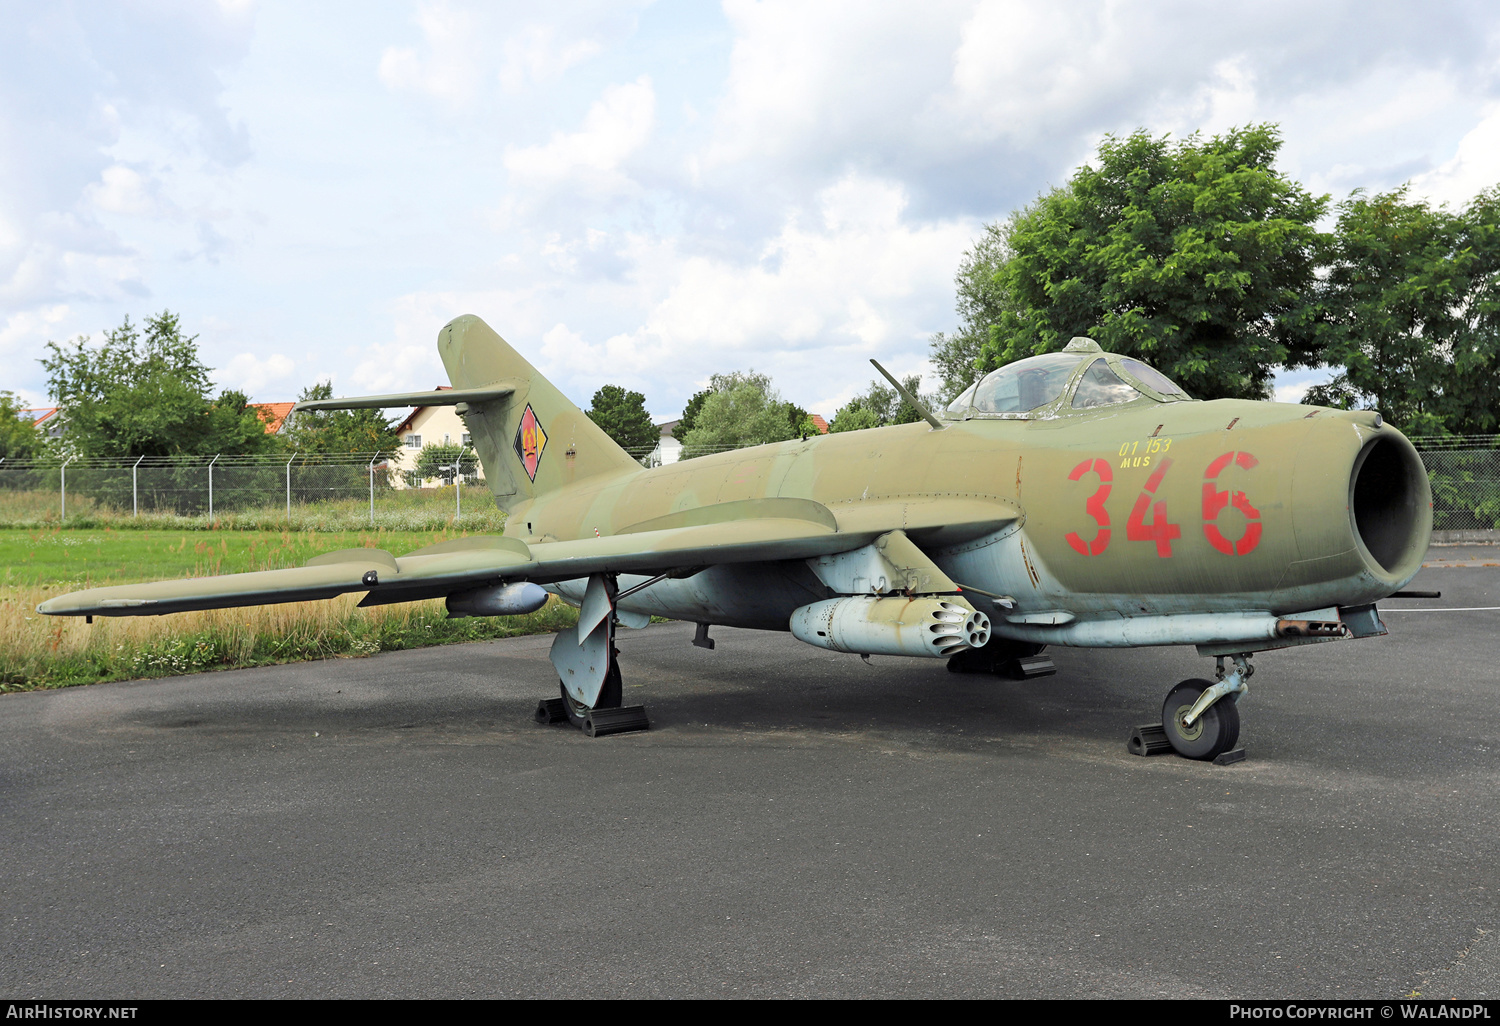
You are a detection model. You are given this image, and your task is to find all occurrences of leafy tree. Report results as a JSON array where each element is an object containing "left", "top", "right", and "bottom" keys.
[
  {"left": 978, "top": 125, "right": 1328, "bottom": 400},
  {"left": 586, "top": 384, "right": 657, "bottom": 451},
  {"left": 284, "top": 381, "right": 401, "bottom": 453},
  {"left": 929, "top": 222, "right": 1015, "bottom": 399},
  {"left": 783, "top": 402, "right": 822, "bottom": 438},
  {"left": 40, "top": 311, "right": 276, "bottom": 457},
  {"left": 0, "top": 391, "right": 43, "bottom": 459},
  {"left": 679, "top": 371, "right": 803, "bottom": 457},
  {"left": 829, "top": 375, "right": 927, "bottom": 433},
  {"left": 1305, "top": 187, "right": 1500, "bottom": 434},
  {"left": 413, "top": 442, "right": 480, "bottom": 484},
  {"left": 672, "top": 388, "right": 712, "bottom": 441}
]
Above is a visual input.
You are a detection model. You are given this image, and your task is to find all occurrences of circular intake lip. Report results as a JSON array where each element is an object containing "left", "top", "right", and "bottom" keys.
[{"left": 1347, "top": 431, "right": 1432, "bottom": 584}]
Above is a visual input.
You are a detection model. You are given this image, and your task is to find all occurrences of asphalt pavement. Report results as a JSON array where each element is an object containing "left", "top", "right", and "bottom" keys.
[{"left": 1, "top": 553, "right": 1496, "bottom": 999}]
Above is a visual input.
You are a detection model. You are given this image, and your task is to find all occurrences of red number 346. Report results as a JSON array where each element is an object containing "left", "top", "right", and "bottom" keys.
[{"left": 1064, "top": 451, "right": 1262, "bottom": 558}]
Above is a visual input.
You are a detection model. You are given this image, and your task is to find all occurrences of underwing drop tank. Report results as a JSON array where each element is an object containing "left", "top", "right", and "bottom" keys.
[
  {"left": 790, "top": 596, "right": 991, "bottom": 658},
  {"left": 446, "top": 581, "right": 549, "bottom": 618}
]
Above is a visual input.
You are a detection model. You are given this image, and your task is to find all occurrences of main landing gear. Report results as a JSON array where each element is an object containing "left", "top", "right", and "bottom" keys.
[
  {"left": 534, "top": 573, "right": 650, "bottom": 738},
  {"left": 1130, "top": 654, "right": 1251, "bottom": 763}
]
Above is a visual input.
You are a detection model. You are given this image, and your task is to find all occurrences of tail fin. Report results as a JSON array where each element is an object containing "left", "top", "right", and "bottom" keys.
[{"left": 437, "top": 315, "right": 644, "bottom": 512}]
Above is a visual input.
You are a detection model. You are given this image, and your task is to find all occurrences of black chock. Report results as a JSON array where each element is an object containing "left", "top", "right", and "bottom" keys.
[
  {"left": 534, "top": 698, "right": 568, "bottom": 725},
  {"left": 1127, "top": 723, "right": 1173, "bottom": 757},
  {"left": 1213, "top": 748, "right": 1247, "bottom": 767},
  {"left": 584, "top": 705, "right": 650, "bottom": 738},
  {"left": 1013, "top": 654, "right": 1057, "bottom": 679}
]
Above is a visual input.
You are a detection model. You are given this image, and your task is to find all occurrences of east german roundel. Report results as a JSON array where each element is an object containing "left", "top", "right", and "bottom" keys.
[{"left": 513, "top": 404, "right": 548, "bottom": 481}]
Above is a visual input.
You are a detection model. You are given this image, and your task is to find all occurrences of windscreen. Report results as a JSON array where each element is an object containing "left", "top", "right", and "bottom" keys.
[
  {"left": 1071, "top": 359, "right": 1141, "bottom": 409},
  {"left": 1120, "top": 358, "right": 1189, "bottom": 398},
  {"left": 968, "top": 353, "right": 1089, "bottom": 415}
]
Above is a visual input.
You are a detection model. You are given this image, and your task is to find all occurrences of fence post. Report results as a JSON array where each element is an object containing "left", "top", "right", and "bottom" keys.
[
  {"left": 208, "top": 454, "right": 219, "bottom": 521},
  {"left": 456, "top": 447, "right": 464, "bottom": 521},
  {"left": 132, "top": 455, "right": 143, "bottom": 517},
  {"left": 61, "top": 455, "right": 75, "bottom": 521},
  {"left": 286, "top": 451, "right": 296, "bottom": 521},
  {"left": 368, "top": 454, "right": 377, "bottom": 527}
]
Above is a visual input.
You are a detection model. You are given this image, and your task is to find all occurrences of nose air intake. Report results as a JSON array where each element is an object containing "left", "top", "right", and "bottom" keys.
[{"left": 1349, "top": 434, "right": 1431, "bottom": 578}]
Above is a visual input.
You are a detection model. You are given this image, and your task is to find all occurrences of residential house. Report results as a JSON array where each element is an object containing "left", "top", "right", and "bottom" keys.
[{"left": 17, "top": 407, "right": 64, "bottom": 440}]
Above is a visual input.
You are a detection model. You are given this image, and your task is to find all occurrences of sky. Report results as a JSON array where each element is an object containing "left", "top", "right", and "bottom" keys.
[{"left": 3, "top": 0, "right": 1499, "bottom": 421}]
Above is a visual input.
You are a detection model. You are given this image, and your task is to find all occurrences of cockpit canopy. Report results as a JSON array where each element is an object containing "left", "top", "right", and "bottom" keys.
[{"left": 943, "top": 337, "right": 1191, "bottom": 420}]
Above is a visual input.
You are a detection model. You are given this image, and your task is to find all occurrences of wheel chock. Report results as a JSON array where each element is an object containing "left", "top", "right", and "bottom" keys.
[
  {"left": 534, "top": 698, "right": 569, "bottom": 724},
  {"left": 1013, "top": 655, "right": 1056, "bottom": 679},
  {"left": 1213, "top": 748, "right": 1247, "bottom": 767},
  {"left": 1127, "top": 723, "right": 1173, "bottom": 756},
  {"left": 583, "top": 705, "right": 650, "bottom": 738}
]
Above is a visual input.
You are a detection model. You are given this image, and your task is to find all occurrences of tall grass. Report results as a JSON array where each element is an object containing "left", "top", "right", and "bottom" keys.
[
  {"left": 0, "top": 588, "right": 578, "bottom": 692},
  {"left": 0, "top": 488, "right": 506, "bottom": 532}
]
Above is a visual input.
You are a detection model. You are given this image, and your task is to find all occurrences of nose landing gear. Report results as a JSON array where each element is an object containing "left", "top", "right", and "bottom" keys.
[{"left": 1150, "top": 654, "right": 1252, "bottom": 761}]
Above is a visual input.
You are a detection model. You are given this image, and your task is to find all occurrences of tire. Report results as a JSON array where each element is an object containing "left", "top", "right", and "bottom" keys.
[
  {"left": 1162, "top": 679, "right": 1241, "bottom": 760},
  {"left": 560, "top": 661, "right": 623, "bottom": 728}
]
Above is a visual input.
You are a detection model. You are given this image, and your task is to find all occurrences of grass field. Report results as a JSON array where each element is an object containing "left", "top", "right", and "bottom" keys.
[{"left": 0, "top": 526, "right": 578, "bottom": 693}]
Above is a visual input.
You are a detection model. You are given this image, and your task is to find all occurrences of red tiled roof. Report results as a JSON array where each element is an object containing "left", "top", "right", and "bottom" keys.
[
  {"left": 251, "top": 402, "right": 296, "bottom": 434},
  {"left": 17, "top": 407, "right": 60, "bottom": 426},
  {"left": 810, "top": 415, "right": 829, "bottom": 434}
]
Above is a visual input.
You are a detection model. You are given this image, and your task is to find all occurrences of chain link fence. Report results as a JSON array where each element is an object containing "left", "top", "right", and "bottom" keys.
[
  {"left": 4, "top": 434, "right": 1498, "bottom": 532},
  {"left": 0, "top": 451, "right": 488, "bottom": 524},
  {"left": 1410, "top": 435, "right": 1500, "bottom": 532}
]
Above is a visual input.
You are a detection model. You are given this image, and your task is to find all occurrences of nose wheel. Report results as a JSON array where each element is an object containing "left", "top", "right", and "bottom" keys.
[{"left": 1161, "top": 678, "right": 1241, "bottom": 759}]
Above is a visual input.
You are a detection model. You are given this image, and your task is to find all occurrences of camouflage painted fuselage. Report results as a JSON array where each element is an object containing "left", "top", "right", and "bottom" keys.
[{"left": 508, "top": 396, "right": 1429, "bottom": 641}]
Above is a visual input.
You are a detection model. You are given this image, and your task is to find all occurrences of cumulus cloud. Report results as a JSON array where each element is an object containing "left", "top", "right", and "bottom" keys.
[
  {"left": 503, "top": 76, "right": 656, "bottom": 194},
  {"left": 498, "top": 25, "right": 604, "bottom": 93},
  {"left": 379, "top": 1, "right": 485, "bottom": 106},
  {"left": 0, "top": 1, "right": 252, "bottom": 395},
  {"left": 220, "top": 351, "right": 297, "bottom": 398},
  {"left": 7, "top": 2, "right": 1500, "bottom": 418},
  {"left": 1411, "top": 103, "right": 1500, "bottom": 208}
]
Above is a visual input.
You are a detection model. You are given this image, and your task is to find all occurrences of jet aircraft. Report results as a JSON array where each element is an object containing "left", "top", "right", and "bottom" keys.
[{"left": 40, "top": 316, "right": 1432, "bottom": 758}]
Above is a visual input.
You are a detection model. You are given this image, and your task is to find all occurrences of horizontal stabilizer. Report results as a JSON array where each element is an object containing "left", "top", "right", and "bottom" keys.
[{"left": 291, "top": 384, "right": 517, "bottom": 412}]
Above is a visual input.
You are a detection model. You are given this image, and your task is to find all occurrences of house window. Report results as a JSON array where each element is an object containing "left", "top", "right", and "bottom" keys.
[
  {"left": 405, "top": 434, "right": 421, "bottom": 448},
  {"left": 461, "top": 433, "right": 471, "bottom": 446}
]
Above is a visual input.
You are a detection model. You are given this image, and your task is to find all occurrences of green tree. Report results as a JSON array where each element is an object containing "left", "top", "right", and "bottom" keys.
[
  {"left": 1305, "top": 187, "right": 1500, "bottom": 434},
  {"left": 40, "top": 311, "right": 276, "bottom": 457},
  {"left": 413, "top": 441, "right": 480, "bottom": 484},
  {"left": 679, "top": 371, "right": 803, "bottom": 457},
  {"left": 672, "top": 387, "right": 712, "bottom": 441},
  {"left": 828, "top": 374, "right": 927, "bottom": 433},
  {"left": 979, "top": 125, "right": 1328, "bottom": 400},
  {"left": 929, "top": 222, "right": 1015, "bottom": 399},
  {"left": 0, "top": 391, "right": 43, "bottom": 459},
  {"left": 586, "top": 384, "right": 657, "bottom": 452},
  {"left": 283, "top": 382, "right": 402, "bottom": 453}
]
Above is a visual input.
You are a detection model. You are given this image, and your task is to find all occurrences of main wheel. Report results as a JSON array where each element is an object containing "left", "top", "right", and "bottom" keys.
[
  {"left": 1162, "top": 679, "right": 1240, "bottom": 760},
  {"left": 560, "top": 661, "right": 623, "bottom": 728}
]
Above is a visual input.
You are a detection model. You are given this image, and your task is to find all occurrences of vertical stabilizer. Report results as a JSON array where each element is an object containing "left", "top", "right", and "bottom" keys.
[{"left": 437, "top": 315, "right": 643, "bottom": 512}]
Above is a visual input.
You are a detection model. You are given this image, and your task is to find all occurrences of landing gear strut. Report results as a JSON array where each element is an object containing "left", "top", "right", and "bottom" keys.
[{"left": 534, "top": 573, "right": 650, "bottom": 738}]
